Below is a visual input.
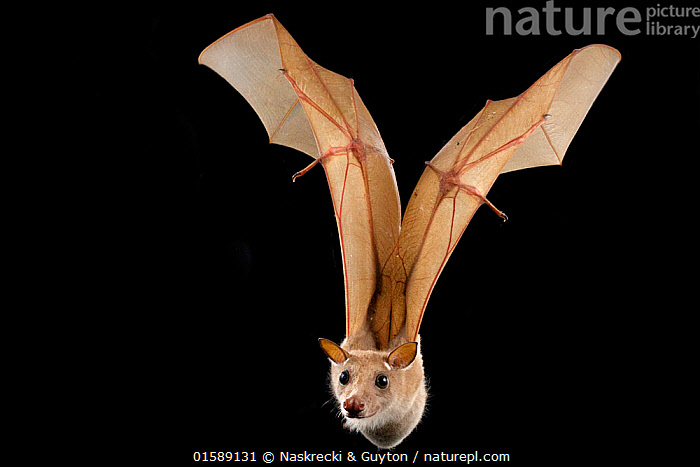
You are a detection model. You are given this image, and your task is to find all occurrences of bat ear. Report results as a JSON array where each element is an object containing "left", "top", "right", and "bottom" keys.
[
  {"left": 318, "top": 338, "right": 349, "bottom": 364},
  {"left": 387, "top": 342, "right": 418, "bottom": 370}
]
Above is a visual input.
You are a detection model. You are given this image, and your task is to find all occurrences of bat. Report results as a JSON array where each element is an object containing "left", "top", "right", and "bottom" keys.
[{"left": 198, "top": 14, "right": 620, "bottom": 448}]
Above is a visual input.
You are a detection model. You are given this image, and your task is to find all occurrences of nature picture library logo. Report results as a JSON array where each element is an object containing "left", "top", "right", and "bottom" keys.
[{"left": 486, "top": 1, "right": 700, "bottom": 39}]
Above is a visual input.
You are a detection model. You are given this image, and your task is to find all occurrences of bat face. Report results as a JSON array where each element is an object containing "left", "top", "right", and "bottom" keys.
[
  {"left": 320, "top": 338, "right": 427, "bottom": 448},
  {"left": 331, "top": 350, "right": 395, "bottom": 420}
]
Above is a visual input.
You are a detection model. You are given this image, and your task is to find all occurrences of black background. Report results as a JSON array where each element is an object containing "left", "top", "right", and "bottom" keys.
[{"left": 91, "top": 0, "right": 697, "bottom": 463}]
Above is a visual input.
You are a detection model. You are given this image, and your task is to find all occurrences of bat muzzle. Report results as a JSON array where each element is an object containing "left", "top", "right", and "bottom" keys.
[{"left": 343, "top": 396, "right": 377, "bottom": 419}]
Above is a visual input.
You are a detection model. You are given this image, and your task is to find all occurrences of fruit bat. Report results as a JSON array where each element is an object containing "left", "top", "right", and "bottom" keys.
[{"left": 198, "top": 14, "right": 620, "bottom": 448}]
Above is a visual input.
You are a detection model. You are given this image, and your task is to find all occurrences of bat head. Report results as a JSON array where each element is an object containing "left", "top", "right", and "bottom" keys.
[{"left": 318, "top": 338, "right": 427, "bottom": 448}]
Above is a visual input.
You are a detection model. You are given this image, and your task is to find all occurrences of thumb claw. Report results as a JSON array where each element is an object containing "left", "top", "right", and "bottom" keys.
[{"left": 291, "top": 158, "right": 321, "bottom": 183}]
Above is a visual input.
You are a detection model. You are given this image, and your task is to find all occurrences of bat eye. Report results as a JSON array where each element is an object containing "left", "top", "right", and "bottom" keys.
[
  {"left": 375, "top": 374, "right": 389, "bottom": 389},
  {"left": 339, "top": 370, "right": 350, "bottom": 385}
]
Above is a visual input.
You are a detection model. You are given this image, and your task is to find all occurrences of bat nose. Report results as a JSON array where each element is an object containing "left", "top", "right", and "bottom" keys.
[{"left": 343, "top": 396, "right": 365, "bottom": 417}]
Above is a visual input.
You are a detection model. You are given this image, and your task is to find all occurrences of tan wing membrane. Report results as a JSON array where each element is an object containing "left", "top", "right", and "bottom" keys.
[
  {"left": 201, "top": 17, "right": 619, "bottom": 348},
  {"left": 397, "top": 45, "right": 620, "bottom": 341},
  {"left": 502, "top": 45, "right": 621, "bottom": 173},
  {"left": 200, "top": 15, "right": 401, "bottom": 343}
]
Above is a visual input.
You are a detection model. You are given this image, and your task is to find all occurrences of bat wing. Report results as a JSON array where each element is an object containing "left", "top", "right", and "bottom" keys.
[
  {"left": 391, "top": 45, "right": 621, "bottom": 342},
  {"left": 199, "top": 15, "right": 401, "bottom": 341}
]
